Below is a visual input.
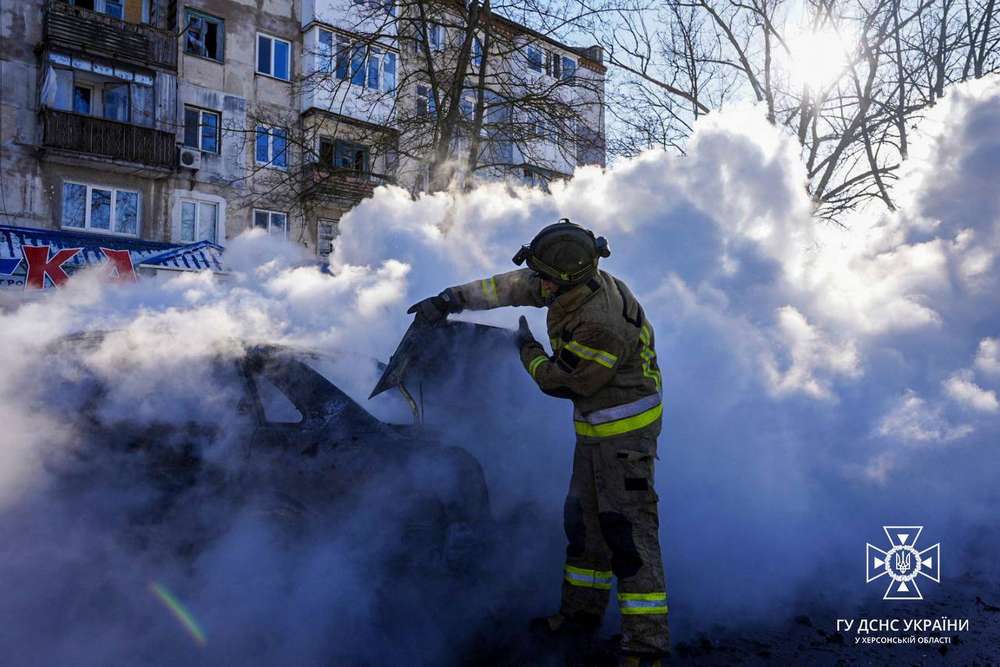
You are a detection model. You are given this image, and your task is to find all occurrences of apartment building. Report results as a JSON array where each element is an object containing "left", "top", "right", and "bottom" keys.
[{"left": 0, "top": 0, "right": 606, "bottom": 293}]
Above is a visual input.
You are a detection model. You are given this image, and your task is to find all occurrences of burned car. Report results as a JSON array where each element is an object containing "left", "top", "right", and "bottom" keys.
[{"left": 42, "top": 329, "right": 493, "bottom": 572}]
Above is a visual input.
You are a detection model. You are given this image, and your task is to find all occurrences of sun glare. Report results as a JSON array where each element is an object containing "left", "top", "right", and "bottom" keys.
[{"left": 784, "top": 27, "right": 854, "bottom": 91}]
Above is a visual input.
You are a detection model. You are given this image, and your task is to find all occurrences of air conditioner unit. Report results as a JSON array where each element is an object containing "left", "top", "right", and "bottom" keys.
[{"left": 177, "top": 146, "right": 202, "bottom": 170}]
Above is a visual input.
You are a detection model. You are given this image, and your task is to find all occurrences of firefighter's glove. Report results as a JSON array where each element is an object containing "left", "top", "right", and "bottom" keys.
[
  {"left": 407, "top": 288, "right": 461, "bottom": 324},
  {"left": 516, "top": 315, "right": 538, "bottom": 350}
]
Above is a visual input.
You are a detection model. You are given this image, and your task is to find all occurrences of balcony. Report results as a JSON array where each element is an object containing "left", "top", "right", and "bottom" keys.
[
  {"left": 303, "top": 165, "right": 394, "bottom": 206},
  {"left": 43, "top": 0, "right": 177, "bottom": 71},
  {"left": 41, "top": 109, "right": 176, "bottom": 170}
]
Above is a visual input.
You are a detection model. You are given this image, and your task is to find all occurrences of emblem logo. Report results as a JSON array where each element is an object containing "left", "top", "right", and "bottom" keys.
[{"left": 866, "top": 526, "right": 940, "bottom": 600}]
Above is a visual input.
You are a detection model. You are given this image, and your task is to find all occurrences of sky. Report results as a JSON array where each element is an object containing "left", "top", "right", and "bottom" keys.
[{"left": 0, "top": 74, "right": 998, "bottom": 663}]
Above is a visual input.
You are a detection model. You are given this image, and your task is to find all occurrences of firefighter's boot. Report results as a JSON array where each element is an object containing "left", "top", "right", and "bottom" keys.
[{"left": 530, "top": 612, "right": 602, "bottom": 666}]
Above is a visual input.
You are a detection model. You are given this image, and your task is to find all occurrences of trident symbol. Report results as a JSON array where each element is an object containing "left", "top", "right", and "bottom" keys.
[
  {"left": 866, "top": 526, "right": 941, "bottom": 600},
  {"left": 894, "top": 550, "right": 911, "bottom": 574}
]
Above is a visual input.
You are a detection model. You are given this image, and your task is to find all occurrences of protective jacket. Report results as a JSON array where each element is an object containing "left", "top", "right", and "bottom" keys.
[{"left": 450, "top": 268, "right": 661, "bottom": 440}]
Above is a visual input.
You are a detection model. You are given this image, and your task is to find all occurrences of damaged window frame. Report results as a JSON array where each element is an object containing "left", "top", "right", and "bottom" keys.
[
  {"left": 184, "top": 8, "right": 225, "bottom": 62},
  {"left": 40, "top": 60, "right": 155, "bottom": 127}
]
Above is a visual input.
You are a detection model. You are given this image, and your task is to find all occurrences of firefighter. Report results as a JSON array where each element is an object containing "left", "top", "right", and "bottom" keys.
[{"left": 408, "top": 219, "right": 669, "bottom": 665}]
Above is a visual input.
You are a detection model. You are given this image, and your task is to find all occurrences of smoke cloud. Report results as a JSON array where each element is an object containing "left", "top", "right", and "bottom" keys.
[{"left": 1, "top": 76, "right": 999, "bottom": 662}]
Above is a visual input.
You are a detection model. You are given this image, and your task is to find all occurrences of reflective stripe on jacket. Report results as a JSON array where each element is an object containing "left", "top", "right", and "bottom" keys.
[{"left": 450, "top": 268, "right": 662, "bottom": 439}]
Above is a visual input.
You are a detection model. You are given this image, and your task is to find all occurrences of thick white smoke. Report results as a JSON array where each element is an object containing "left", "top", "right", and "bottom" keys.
[{"left": 1, "top": 75, "right": 998, "bottom": 662}]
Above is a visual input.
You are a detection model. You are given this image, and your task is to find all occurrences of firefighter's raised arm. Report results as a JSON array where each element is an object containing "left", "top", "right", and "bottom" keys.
[{"left": 407, "top": 268, "right": 546, "bottom": 323}]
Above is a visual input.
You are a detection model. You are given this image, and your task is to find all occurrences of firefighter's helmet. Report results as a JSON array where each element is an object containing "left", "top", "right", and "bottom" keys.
[{"left": 512, "top": 219, "right": 610, "bottom": 286}]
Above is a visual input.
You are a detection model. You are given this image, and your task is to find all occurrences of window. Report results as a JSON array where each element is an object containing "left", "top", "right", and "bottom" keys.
[
  {"left": 73, "top": 84, "right": 92, "bottom": 114},
  {"left": 319, "top": 138, "right": 370, "bottom": 173},
  {"left": 383, "top": 50, "right": 396, "bottom": 90},
  {"left": 334, "top": 140, "right": 369, "bottom": 173},
  {"left": 253, "top": 373, "right": 302, "bottom": 424},
  {"left": 472, "top": 36, "right": 483, "bottom": 68},
  {"left": 255, "top": 126, "right": 287, "bottom": 168},
  {"left": 185, "top": 9, "right": 224, "bottom": 62},
  {"left": 319, "top": 137, "right": 336, "bottom": 166},
  {"left": 43, "top": 67, "right": 153, "bottom": 126},
  {"left": 561, "top": 56, "right": 577, "bottom": 80},
  {"left": 325, "top": 30, "right": 397, "bottom": 92},
  {"left": 545, "top": 50, "right": 561, "bottom": 78},
  {"left": 428, "top": 23, "right": 445, "bottom": 50},
  {"left": 484, "top": 90, "right": 509, "bottom": 124},
  {"left": 257, "top": 34, "right": 291, "bottom": 81},
  {"left": 416, "top": 84, "right": 436, "bottom": 116},
  {"left": 103, "top": 0, "right": 123, "bottom": 18},
  {"left": 61, "top": 182, "right": 139, "bottom": 235},
  {"left": 533, "top": 116, "right": 558, "bottom": 141},
  {"left": 183, "top": 106, "right": 220, "bottom": 153},
  {"left": 180, "top": 200, "right": 219, "bottom": 243},
  {"left": 254, "top": 209, "right": 288, "bottom": 237},
  {"left": 318, "top": 218, "right": 339, "bottom": 257},
  {"left": 526, "top": 45, "right": 543, "bottom": 72},
  {"left": 350, "top": 0, "right": 394, "bottom": 13},
  {"left": 68, "top": 0, "right": 122, "bottom": 17},
  {"left": 460, "top": 93, "right": 475, "bottom": 120},
  {"left": 103, "top": 83, "right": 129, "bottom": 122}
]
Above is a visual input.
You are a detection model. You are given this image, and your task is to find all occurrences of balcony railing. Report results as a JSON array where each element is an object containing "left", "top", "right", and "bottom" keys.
[
  {"left": 304, "top": 165, "right": 394, "bottom": 205},
  {"left": 44, "top": 0, "right": 177, "bottom": 71},
  {"left": 41, "top": 108, "right": 176, "bottom": 170}
]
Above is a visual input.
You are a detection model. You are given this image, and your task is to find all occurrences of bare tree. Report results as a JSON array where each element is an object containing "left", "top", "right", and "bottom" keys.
[{"left": 593, "top": 0, "right": 999, "bottom": 219}]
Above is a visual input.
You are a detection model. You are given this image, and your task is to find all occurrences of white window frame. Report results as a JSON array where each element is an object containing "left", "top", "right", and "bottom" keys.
[
  {"left": 178, "top": 199, "right": 221, "bottom": 244},
  {"left": 255, "top": 125, "right": 288, "bottom": 169},
  {"left": 256, "top": 32, "right": 292, "bottom": 81},
  {"left": 61, "top": 180, "right": 141, "bottom": 237},
  {"left": 253, "top": 208, "right": 288, "bottom": 238},
  {"left": 171, "top": 192, "right": 226, "bottom": 246},
  {"left": 183, "top": 105, "right": 221, "bottom": 153}
]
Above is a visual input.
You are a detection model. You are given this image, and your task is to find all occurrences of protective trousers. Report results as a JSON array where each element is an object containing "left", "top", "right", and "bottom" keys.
[{"left": 559, "top": 432, "right": 669, "bottom": 655}]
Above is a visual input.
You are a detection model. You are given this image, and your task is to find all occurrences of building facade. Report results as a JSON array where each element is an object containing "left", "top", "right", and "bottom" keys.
[{"left": 0, "top": 0, "right": 606, "bottom": 276}]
